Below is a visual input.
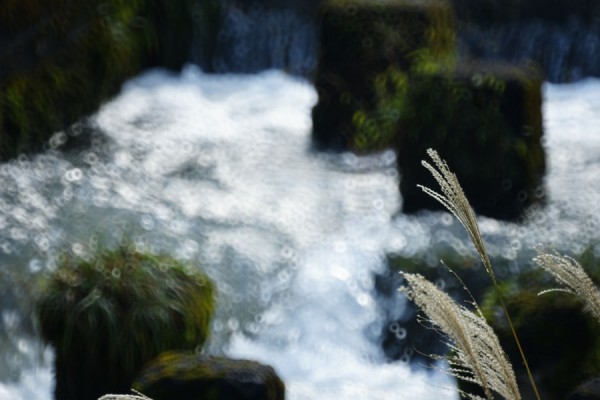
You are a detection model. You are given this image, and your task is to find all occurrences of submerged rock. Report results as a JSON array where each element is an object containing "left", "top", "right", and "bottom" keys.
[{"left": 133, "top": 351, "right": 285, "bottom": 400}]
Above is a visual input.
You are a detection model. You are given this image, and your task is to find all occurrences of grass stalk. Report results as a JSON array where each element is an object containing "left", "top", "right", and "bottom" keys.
[
  {"left": 401, "top": 272, "right": 520, "bottom": 400},
  {"left": 417, "top": 148, "right": 541, "bottom": 400}
]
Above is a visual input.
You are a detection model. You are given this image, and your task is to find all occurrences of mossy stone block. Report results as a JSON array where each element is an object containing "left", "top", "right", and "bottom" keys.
[
  {"left": 35, "top": 246, "right": 216, "bottom": 400},
  {"left": 133, "top": 351, "right": 285, "bottom": 400},
  {"left": 311, "top": 0, "right": 456, "bottom": 151},
  {"left": 395, "top": 62, "right": 545, "bottom": 220}
]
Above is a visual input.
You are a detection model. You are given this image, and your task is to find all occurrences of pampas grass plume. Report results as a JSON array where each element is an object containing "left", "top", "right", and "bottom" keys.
[
  {"left": 401, "top": 273, "right": 521, "bottom": 400},
  {"left": 98, "top": 390, "right": 152, "bottom": 400},
  {"left": 535, "top": 250, "right": 600, "bottom": 324},
  {"left": 413, "top": 148, "right": 541, "bottom": 399}
]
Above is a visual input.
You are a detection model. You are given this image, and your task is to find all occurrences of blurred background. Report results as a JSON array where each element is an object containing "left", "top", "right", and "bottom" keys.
[{"left": 1, "top": 1, "right": 600, "bottom": 399}]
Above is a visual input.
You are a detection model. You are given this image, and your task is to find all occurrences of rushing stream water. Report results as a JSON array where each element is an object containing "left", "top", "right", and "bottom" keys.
[{"left": 0, "top": 66, "right": 599, "bottom": 399}]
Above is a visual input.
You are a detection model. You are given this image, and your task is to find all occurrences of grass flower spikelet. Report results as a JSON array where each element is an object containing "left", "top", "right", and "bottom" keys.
[
  {"left": 418, "top": 148, "right": 496, "bottom": 283},
  {"left": 401, "top": 272, "right": 521, "bottom": 400},
  {"left": 535, "top": 250, "right": 600, "bottom": 324}
]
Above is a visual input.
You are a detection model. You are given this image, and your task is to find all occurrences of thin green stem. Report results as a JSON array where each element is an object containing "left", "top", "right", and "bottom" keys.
[
  {"left": 483, "top": 255, "right": 541, "bottom": 400},
  {"left": 496, "top": 292, "right": 541, "bottom": 400}
]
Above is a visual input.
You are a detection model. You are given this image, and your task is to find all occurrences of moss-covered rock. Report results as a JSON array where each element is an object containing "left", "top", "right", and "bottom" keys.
[
  {"left": 482, "top": 268, "right": 600, "bottom": 400},
  {"left": 310, "top": 0, "right": 546, "bottom": 219},
  {"left": 133, "top": 351, "right": 285, "bottom": 400},
  {"left": 35, "top": 246, "right": 216, "bottom": 400},
  {"left": 393, "top": 61, "right": 546, "bottom": 220},
  {"left": 311, "top": 0, "right": 456, "bottom": 151},
  {"left": 0, "top": 0, "right": 221, "bottom": 161}
]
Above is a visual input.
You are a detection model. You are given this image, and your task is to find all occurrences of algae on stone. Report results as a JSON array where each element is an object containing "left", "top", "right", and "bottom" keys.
[{"left": 386, "top": 62, "right": 546, "bottom": 220}]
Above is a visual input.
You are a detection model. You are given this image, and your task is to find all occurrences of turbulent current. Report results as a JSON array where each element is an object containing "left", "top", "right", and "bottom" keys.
[{"left": 0, "top": 67, "right": 598, "bottom": 399}]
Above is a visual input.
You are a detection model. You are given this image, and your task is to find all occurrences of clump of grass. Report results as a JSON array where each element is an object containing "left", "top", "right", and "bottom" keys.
[
  {"left": 401, "top": 273, "right": 520, "bottom": 400},
  {"left": 36, "top": 245, "right": 215, "bottom": 400},
  {"left": 535, "top": 250, "right": 600, "bottom": 324},
  {"left": 401, "top": 148, "right": 541, "bottom": 399}
]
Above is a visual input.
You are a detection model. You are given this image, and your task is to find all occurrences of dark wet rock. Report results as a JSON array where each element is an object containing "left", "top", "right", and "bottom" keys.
[
  {"left": 396, "top": 61, "right": 545, "bottom": 221},
  {"left": 309, "top": 0, "right": 546, "bottom": 220},
  {"left": 133, "top": 351, "right": 285, "bottom": 400}
]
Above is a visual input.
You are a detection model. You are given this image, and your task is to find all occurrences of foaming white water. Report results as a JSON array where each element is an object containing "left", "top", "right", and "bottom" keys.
[
  {"left": 0, "top": 67, "right": 599, "bottom": 400},
  {"left": 0, "top": 367, "right": 52, "bottom": 400},
  {"left": 0, "top": 66, "right": 453, "bottom": 399},
  {"left": 542, "top": 78, "right": 600, "bottom": 226},
  {"left": 226, "top": 216, "right": 456, "bottom": 400}
]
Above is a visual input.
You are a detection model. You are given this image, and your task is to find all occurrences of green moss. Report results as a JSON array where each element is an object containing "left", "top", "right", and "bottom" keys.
[
  {"left": 0, "top": 0, "right": 146, "bottom": 159},
  {"left": 35, "top": 245, "right": 215, "bottom": 400}
]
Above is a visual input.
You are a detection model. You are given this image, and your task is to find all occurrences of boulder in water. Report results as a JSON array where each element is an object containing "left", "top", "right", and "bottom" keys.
[
  {"left": 395, "top": 61, "right": 545, "bottom": 221},
  {"left": 133, "top": 351, "right": 285, "bottom": 400}
]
